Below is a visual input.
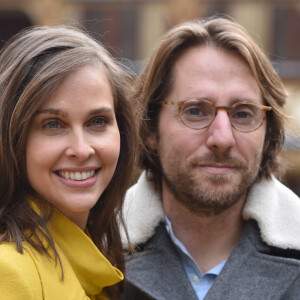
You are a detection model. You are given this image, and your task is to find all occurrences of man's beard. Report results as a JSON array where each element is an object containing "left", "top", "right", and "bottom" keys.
[{"left": 161, "top": 151, "right": 261, "bottom": 216}]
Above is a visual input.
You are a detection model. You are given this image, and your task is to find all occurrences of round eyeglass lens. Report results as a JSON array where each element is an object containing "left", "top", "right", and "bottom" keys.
[
  {"left": 180, "top": 100, "right": 215, "bottom": 129},
  {"left": 229, "top": 103, "right": 264, "bottom": 132}
]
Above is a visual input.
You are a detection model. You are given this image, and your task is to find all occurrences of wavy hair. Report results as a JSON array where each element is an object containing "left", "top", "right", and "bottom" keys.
[{"left": 0, "top": 26, "right": 138, "bottom": 283}]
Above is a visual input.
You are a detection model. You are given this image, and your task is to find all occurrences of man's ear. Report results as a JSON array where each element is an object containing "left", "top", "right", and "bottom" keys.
[{"left": 146, "top": 133, "right": 158, "bottom": 150}]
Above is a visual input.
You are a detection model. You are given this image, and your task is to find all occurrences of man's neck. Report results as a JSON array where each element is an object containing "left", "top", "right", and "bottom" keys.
[{"left": 162, "top": 187, "right": 247, "bottom": 274}]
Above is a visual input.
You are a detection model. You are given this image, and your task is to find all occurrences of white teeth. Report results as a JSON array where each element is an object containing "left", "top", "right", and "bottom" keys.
[{"left": 58, "top": 170, "right": 95, "bottom": 181}]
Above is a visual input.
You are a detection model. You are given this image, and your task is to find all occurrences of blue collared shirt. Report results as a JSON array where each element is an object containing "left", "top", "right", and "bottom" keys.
[{"left": 165, "top": 216, "right": 226, "bottom": 300}]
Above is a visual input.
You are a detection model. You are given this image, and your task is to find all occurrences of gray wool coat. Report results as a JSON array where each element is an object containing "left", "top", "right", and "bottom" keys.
[
  {"left": 123, "top": 221, "right": 300, "bottom": 300},
  {"left": 120, "top": 172, "right": 300, "bottom": 300}
]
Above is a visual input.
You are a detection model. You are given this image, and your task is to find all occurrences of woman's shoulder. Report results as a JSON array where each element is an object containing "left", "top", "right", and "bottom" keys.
[
  {"left": 0, "top": 241, "right": 43, "bottom": 299},
  {"left": 0, "top": 240, "right": 89, "bottom": 299}
]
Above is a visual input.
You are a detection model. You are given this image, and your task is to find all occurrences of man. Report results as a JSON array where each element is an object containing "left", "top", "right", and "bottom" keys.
[{"left": 121, "top": 17, "right": 300, "bottom": 300}]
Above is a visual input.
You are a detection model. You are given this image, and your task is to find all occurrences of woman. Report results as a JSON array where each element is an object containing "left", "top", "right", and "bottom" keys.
[{"left": 0, "top": 26, "right": 137, "bottom": 299}]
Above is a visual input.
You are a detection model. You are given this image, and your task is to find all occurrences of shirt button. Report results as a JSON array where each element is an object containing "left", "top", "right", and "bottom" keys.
[
  {"left": 191, "top": 275, "right": 199, "bottom": 285},
  {"left": 165, "top": 225, "right": 170, "bottom": 234}
]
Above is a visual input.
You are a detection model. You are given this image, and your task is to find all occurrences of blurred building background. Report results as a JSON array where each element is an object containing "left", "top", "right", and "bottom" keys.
[{"left": 0, "top": 0, "right": 299, "bottom": 193}]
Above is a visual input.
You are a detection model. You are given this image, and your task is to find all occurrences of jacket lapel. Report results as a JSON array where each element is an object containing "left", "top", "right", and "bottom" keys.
[
  {"left": 206, "top": 221, "right": 300, "bottom": 299},
  {"left": 125, "top": 223, "right": 198, "bottom": 300}
]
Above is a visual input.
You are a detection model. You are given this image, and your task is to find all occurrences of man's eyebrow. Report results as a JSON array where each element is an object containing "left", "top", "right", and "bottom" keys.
[{"left": 232, "top": 97, "right": 262, "bottom": 104}]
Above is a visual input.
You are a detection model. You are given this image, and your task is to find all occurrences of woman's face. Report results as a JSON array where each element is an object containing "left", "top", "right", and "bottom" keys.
[{"left": 26, "top": 65, "right": 120, "bottom": 229}]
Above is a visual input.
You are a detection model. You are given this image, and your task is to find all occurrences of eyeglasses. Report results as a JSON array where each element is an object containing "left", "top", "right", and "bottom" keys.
[{"left": 160, "top": 99, "right": 272, "bottom": 132}]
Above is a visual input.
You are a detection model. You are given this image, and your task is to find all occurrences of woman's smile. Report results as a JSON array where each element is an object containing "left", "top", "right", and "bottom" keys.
[
  {"left": 55, "top": 169, "right": 100, "bottom": 189},
  {"left": 58, "top": 169, "right": 98, "bottom": 181}
]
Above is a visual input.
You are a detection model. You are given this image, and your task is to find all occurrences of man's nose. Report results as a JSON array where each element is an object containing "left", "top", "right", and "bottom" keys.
[
  {"left": 205, "top": 110, "right": 235, "bottom": 151},
  {"left": 65, "top": 131, "right": 95, "bottom": 161}
]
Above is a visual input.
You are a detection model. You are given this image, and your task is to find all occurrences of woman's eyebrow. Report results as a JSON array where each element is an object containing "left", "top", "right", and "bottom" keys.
[
  {"left": 35, "top": 107, "right": 114, "bottom": 118},
  {"left": 89, "top": 107, "right": 114, "bottom": 116},
  {"left": 36, "top": 108, "right": 68, "bottom": 118}
]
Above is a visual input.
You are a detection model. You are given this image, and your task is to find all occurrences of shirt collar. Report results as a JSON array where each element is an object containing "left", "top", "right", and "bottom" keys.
[{"left": 164, "top": 215, "right": 226, "bottom": 276}]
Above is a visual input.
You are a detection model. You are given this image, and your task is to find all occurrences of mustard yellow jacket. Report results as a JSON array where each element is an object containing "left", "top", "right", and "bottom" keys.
[{"left": 0, "top": 209, "right": 123, "bottom": 299}]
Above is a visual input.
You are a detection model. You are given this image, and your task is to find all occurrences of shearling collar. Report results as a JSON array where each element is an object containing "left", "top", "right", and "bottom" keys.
[{"left": 121, "top": 171, "right": 300, "bottom": 251}]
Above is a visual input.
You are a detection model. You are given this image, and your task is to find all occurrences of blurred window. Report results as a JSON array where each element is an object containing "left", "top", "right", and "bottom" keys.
[
  {"left": 272, "top": 6, "right": 300, "bottom": 61},
  {"left": 83, "top": 7, "right": 139, "bottom": 60},
  {"left": 0, "top": 10, "right": 32, "bottom": 49}
]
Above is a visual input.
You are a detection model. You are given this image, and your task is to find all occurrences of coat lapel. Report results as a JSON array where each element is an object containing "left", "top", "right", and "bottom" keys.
[
  {"left": 125, "top": 223, "right": 198, "bottom": 300},
  {"left": 206, "top": 221, "right": 300, "bottom": 299}
]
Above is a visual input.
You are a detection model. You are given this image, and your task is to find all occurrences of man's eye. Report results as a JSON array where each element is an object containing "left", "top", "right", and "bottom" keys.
[
  {"left": 187, "top": 108, "right": 202, "bottom": 116},
  {"left": 235, "top": 111, "right": 252, "bottom": 119},
  {"left": 182, "top": 106, "right": 208, "bottom": 118},
  {"left": 232, "top": 105, "right": 255, "bottom": 119}
]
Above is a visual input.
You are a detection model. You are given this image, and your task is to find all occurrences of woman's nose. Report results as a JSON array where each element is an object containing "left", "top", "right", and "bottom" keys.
[{"left": 65, "top": 131, "right": 95, "bottom": 161}]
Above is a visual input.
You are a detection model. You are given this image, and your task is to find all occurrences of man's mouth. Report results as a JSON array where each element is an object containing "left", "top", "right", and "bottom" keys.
[
  {"left": 199, "top": 165, "right": 235, "bottom": 174},
  {"left": 58, "top": 170, "right": 96, "bottom": 181},
  {"left": 192, "top": 156, "right": 245, "bottom": 170}
]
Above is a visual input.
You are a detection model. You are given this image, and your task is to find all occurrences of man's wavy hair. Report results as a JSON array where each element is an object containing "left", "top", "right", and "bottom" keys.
[
  {"left": 0, "top": 25, "right": 138, "bottom": 288},
  {"left": 134, "top": 16, "right": 287, "bottom": 186}
]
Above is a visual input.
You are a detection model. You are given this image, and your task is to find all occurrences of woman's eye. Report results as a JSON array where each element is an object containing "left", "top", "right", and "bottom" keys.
[
  {"left": 43, "top": 120, "right": 61, "bottom": 129},
  {"left": 90, "top": 117, "right": 108, "bottom": 127}
]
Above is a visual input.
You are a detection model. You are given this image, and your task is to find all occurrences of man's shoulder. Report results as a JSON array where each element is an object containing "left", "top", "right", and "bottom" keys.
[
  {"left": 168, "top": 219, "right": 300, "bottom": 300},
  {"left": 244, "top": 176, "right": 300, "bottom": 251},
  {"left": 244, "top": 220, "right": 300, "bottom": 259},
  {"left": 124, "top": 223, "right": 199, "bottom": 300},
  {"left": 126, "top": 223, "right": 174, "bottom": 268},
  {"left": 203, "top": 220, "right": 300, "bottom": 299},
  {"left": 121, "top": 172, "right": 164, "bottom": 249}
]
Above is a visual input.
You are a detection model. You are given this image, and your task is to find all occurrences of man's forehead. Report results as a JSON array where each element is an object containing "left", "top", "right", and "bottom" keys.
[{"left": 167, "top": 45, "right": 263, "bottom": 104}]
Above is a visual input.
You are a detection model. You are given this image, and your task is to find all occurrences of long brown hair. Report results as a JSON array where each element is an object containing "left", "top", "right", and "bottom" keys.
[
  {"left": 0, "top": 26, "right": 138, "bottom": 275},
  {"left": 134, "top": 16, "right": 287, "bottom": 185}
]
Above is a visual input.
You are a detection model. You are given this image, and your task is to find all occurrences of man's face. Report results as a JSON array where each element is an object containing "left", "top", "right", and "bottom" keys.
[{"left": 150, "top": 46, "right": 267, "bottom": 215}]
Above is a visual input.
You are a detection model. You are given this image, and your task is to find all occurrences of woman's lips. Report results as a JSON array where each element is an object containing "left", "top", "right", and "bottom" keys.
[
  {"left": 55, "top": 168, "right": 100, "bottom": 188},
  {"left": 58, "top": 170, "right": 96, "bottom": 180}
]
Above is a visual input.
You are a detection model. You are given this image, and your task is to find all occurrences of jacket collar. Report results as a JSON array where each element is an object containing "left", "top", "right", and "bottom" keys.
[
  {"left": 122, "top": 171, "right": 300, "bottom": 251},
  {"left": 48, "top": 209, "right": 123, "bottom": 296},
  {"left": 30, "top": 200, "right": 123, "bottom": 297}
]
